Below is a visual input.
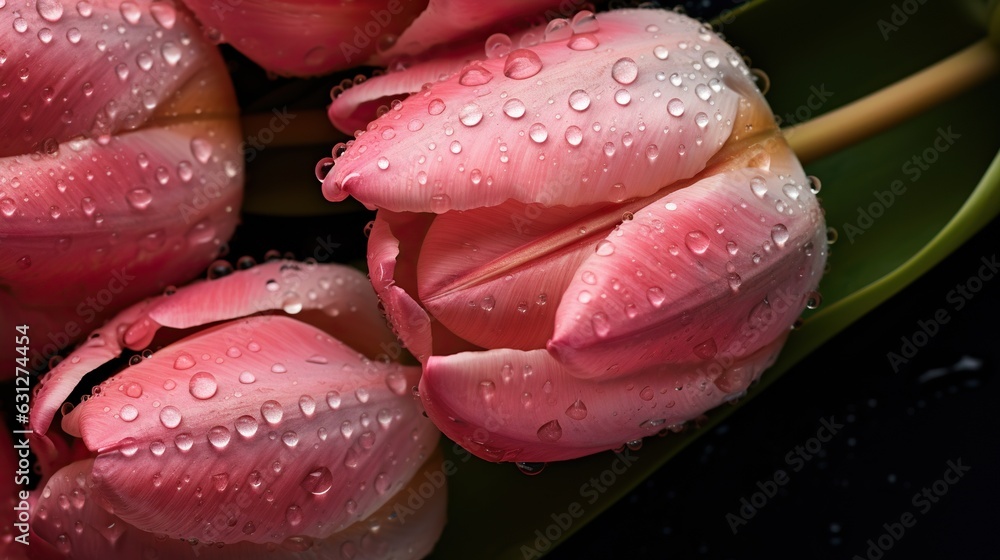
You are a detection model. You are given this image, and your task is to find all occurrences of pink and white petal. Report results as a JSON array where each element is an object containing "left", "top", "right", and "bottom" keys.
[
  {"left": 34, "top": 452, "right": 445, "bottom": 559},
  {"left": 140, "top": 260, "right": 396, "bottom": 358},
  {"left": 31, "top": 298, "right": 158, "bottom": 438},
  {"left": 421, "top": 344, "right": 784, "bottom": 462},
  {"left": 373, "top": 0, "right": 574, "bottom": 63},
  {"left": 181, "top": 0, "right": 426, "bottom": 77},
  {"left": 325, "top": 9, "right": 761, "bottom": 213},
  {"left": 61, "top": 315, "right": 438, "bottom": 544},
  {"left": 417, "top": 199, "right": 602, "bottom": 350},
  {"left": 329, "top": 41, "right": 486, "bottom": 134},
  {"left": 368, "top": 211, "right": 436, "bottom": 362},
  {"left": 1, "top": 0, "right": 243, "bottom": 372},
  {"left": 549, "top": 163, "right": 827, "bottom": 380}
]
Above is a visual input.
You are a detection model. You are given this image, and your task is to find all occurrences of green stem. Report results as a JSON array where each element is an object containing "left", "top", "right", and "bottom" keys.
[{"left": 784, "top": 38, "right": 1000, "bottom": 165}]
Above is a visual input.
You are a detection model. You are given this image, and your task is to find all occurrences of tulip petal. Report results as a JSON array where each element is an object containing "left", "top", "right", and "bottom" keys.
[
  {"left": 549, "top": 157, "right": 827, "bottom": 380},
  {"left": 180, "top": 0, "right": 427, "bottom": 77},
  {"left": 369, "top": 211, "right": 480, "bottom": 362},
  {"left": 60, "top": 315, "right": 438, "bottom": 544},
  {"left": 329, "top": 42, "right": 486, "bottom": 134},
  {"left": 417, "top": 200, "right": 600, "bottom": 350},
  {"left": 34, "top": 453, "right": 445, "bottom": 558},
  {"left": 1, "top": 0, "right": 243, "bottom": 371},
  {"left": 325, "top": 9, "right": 763, "bottom": 212},
  {"left": 31, "top": 298, "right": 159, "bottom": 438},
  {"left": 373, "top": 0, "right": 576, "bottom": 63},
  {"left": 31, "top": 261, "right": 396, "bottom": 443},
  {"left": 140, "top": 260, "right": 397, "bottom": 358},
  {"left": 420, "top": 344, "right": 784, "bottom": 462}
]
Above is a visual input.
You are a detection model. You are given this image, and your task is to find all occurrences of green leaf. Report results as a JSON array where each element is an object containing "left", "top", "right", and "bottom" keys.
[{"left": 427, "top": 1, "right": 1000, "bottom": 558}]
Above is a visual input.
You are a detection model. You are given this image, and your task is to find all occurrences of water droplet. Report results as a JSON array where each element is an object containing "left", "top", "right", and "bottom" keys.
[
  {"left": 485, "top": 33, "right": 512, "bottom": 59},
  {"left": 565, "top": 399, "right": 588, "bottom": 420},
  {"left": 568, "top": 33, "right": 599, "bottom": 50},
  {"left": 37, "top": 0, "right": 64, "bottom": 22},
  {"left": 728, "top": 272, "right": 743, "bottom": 291},
  {"left": 207, "top": 426, "right": 231, "bottom": 448},
  {"left": 355, "top": 388, "right": 370, "bottom": 404},
  {"left": 529, "top": 123, "right": 548, "bottom": 143},
  {"left": 646, "top": 287, "right": 666, "bottom": 307},
  {"left": 564, "top": 125, "right": 583, "bottom": 146},
  {"left": 703, "top": 51, "right": 720, "bottom": 68},
  {"left": 261, "top": 400, "right": 283, "bottom": 424},
  {"left": 654, "top": 45, "right": 669, "bottom": 60},
  {"left": 614, "top": 89, "right": 631, "bottom": 106},
  {"left": 685, "top": 230, "right": 710, "bottom": 254},
  {"left": 667, "top": 98, "right": 685, "bottom": 117},
  {"left": 150, "top": 2, "right": 176, "bottom": 28},
  {"left": 427, "top": 98, "right": 445, "bottom": 115},
  {"left": 282, "top": 431, "right": 299, "bottom": 447},
  {"left": 302, "top": 467, "right": 334, "bottom": 495},
  {"left": 592, "top": 313, "right": 611, "bottom": 337},
  {"left": 286, "top": 505, "right": 303, "bottom": 526},
  {"left": 639, "top": 386, "right": 654, "bottom": 401},
  {"left": 595, "top": 240, "right": 615, "bottom": 256},
  {"left": 612, "top": 57, "right": 638, "bottom": 85},
  {"left": 603, "top": 142, "right": 616, "bottom": 157},
  {"left": 119, "top": 404, "right": 138, "bottom": 422},
  {"left": 536, "top": 420, "right": 563, "bottom": 442},
  {"left": 159, "top": 406, "right": 181, "bottom": 429},
  {"left": 449, "top": 140, "right": 462, "bottom": 154},
  {"left": 503, "top": 98, "right": 526, "bottom": 119},
  {"left": 459, "top": 63, "right": 493, "bottom": 86},
  {"left": 504, "top": 49, "right": 542, "bottom": 79},
  {"left": 806, "top": 291, "right": 823, "bottom": 309},
  {"left": 235, "top": 415, "right": 258, "bottom": 437},
  {"left": 645, "top": 144, "right": 659, "bottom": 161},
  {"left": 568, "top": 89, "right": 590, "bottom": 111},
  {"left": 376, "top": 157, "right": 389, "bottom": 170},
  {"left": 771, "top": 224, "right": 789, "bottom": 247},
  {"left": 189, "top": 372, "right": 218, "bottom": 400},
  {"left": 458, "top": 103, "right": 484, "bottom": 127},
  {"left": 327, "top": 391, "right": 342, "bottom": 409},
  {"left": 174, "top": 433, "right": 193, "bottom": 451},
  {"left": 543, "top": 18, "right": 572, "bottom": 42},
  {"left": 119, "top": 1, "right": 141, "bottom": 24},
  {"left": 516, "top": 462, "right": 547, "bottom": 475}
]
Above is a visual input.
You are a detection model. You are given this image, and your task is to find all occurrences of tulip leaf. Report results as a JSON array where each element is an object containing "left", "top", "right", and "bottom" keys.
[{"left": 427, "top": 1, "right": 1000, "bottom": 558}]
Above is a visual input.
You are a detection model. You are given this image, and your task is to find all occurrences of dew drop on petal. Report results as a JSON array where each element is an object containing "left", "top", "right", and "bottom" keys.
[
  {"left": 235, "top": 415, "right": 258, "bottom": 437},
  {"left": 564, "top": 126, "right": 583, "bottom": 146},
  {"left": 207, "top": 426, "right": 231, "bottom": 449},
  {"left": 301, "top": 467, "right": 334, "bottom": 495},
  {"left": 667, "top": 98, "right": 685, "bottom": 117},
  {"left": 427, "top": 98, "right": 445, "bottom": 115},
  {"left": 685, "top": 230, "right": 710, "bottom": 254},
  {"left": 568, "top": 89, "right": 590, "bottom": 111},
  {"left": 565, "top": 400, "right": 588, "bottom": 420},
  {"left": 528, "top": 123, "right": 548, "bottom": 143},
  {"left": 611, "top": 57, "right": 638, "bottom": 85},
  {"left": 568, "top": 33, "right": 599, "bottom": 50},
  {"left": 159, "top": 406, "right": 181, "bottom": 429},
  {"left": 261, "top": 400, "right": 283, "bottom": 424},
  {"left": 459, "top": 103, "right": 483, "bottom": 126},
  {"left": 188, "top": 372, "right": 218, "bottom": 400},
  {"left": 536, "top": 420, "right": 563, "bottom": 442},
  {"left": 504, "top": 49, "right": 542, "bottom": 79},
  {"left": 503, "top": 98, "right": 526, "bottom": 119},
  {"left": 771, "top": 224, "right": 789, "bottom": 247}
]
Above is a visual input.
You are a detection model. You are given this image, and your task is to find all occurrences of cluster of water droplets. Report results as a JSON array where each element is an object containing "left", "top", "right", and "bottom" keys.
[{"left": 320, "top": 10, "right": 754, "bottom": 211}]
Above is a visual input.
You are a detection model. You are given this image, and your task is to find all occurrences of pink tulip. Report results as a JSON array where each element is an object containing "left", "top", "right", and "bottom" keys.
[
  {"left": 179, "top": 0, "right": 582, "bottom": 77},
  {"left": 0, "top": 0, "right": 244, "bottom": 375},
  {"left": 322, "top": 10, "right": 828, "bottom": 462},
  {"left": 29, "top": 260, "right": 444, "bottom": 557}
]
